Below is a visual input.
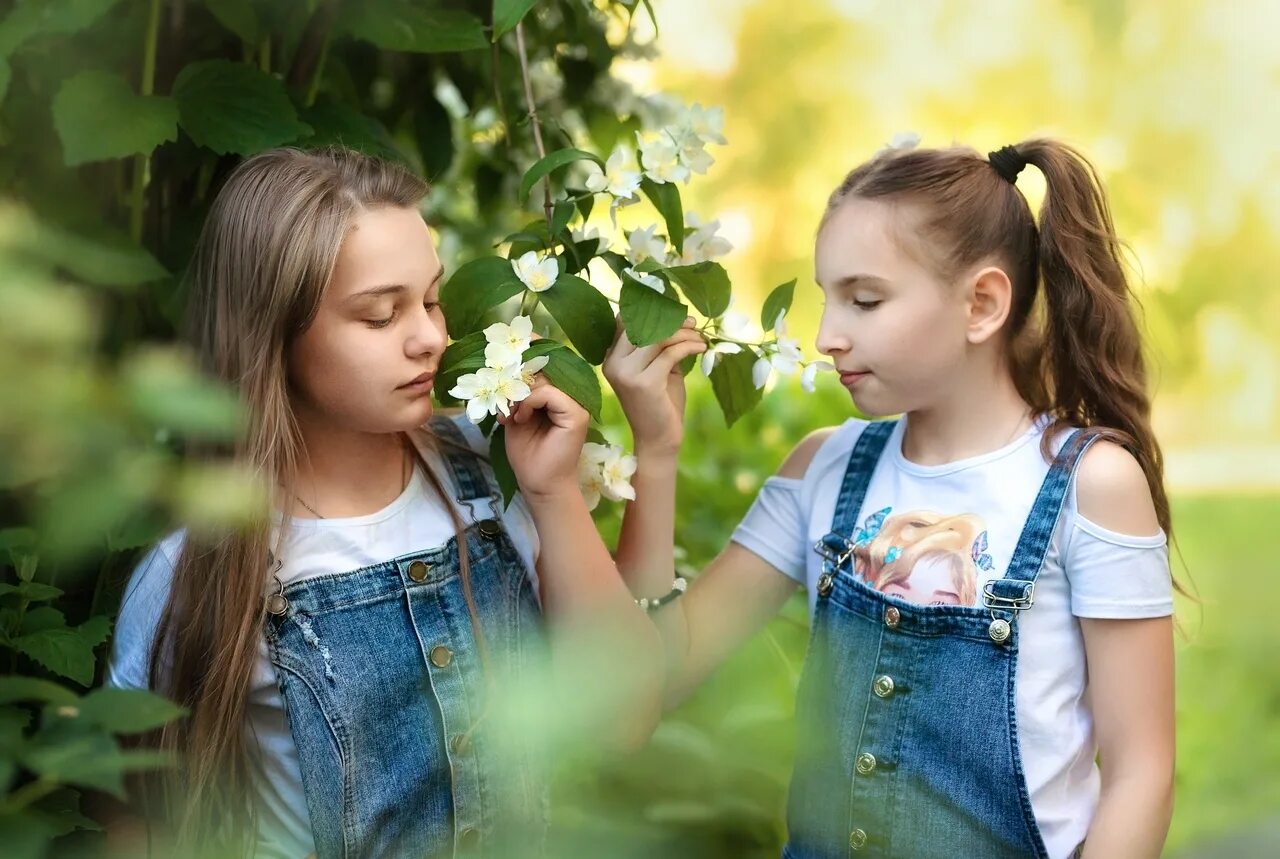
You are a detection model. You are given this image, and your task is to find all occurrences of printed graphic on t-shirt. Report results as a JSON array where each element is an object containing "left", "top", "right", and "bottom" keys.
[{"left": 850, "top": 506, "right": 994, "bottom": 606}]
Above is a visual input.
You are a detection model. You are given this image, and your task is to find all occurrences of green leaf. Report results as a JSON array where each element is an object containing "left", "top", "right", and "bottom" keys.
[
  {"left": 619, "top": 278, "right": 687, "bottom": 347},
  {"left": 77, "top": 616, "right": 111, "bottom": 649},
  {"left": 0, "top": 809, "right": 57, "bottom": 859},
  {"left": 0, "top": 57, "right": 10, "bottom": 103},
  {"left": 522, "top": 341, "right": 602, "bottom": 422},
  {"left": 21, "top": 732, "right": 171, "bottom": 798},
  {"left": 550, "top": 199, "right": 575, "bottom": 239},
  {"left": 31, "top": 788, "right": 102, "bottom": 837},
  {"left": 664, "top": 262, "right": 731, "bottom": 318},
  {"left": 339, "top": 1, "right": 488, "bottom": 53},
  {"left": 20, "top": 607, "right": 66, "bottom": 635},
  {"left": 435, "top": 332, "right": 489, "bottom": 406},
  {"left": 413, "top": 94, "right": 454, "bottom": 180},
  {"left": 203, "top": 0, "right": 259, "bottom": 43},
  {"left": 0, "top": 528, "right": 36, "bottom": 570},
  {"left": 10, "top": 628, "right": 95, "bottom": 686},
  {"left": 52, "top": 71, "right": 178, "bottom": 166},
  {"left": 122, "top": 346, "right": 244, "bottom": 439},
  {"left": 538, "top": 274, "right": 616, "bottom": 365},
  {"left": 16, "top": 216, "right": 168, "bottom": 288},
  {"left": 519, "top": 149, "right": 603, "bottom": 202},
  {"left": 76, "top": 688, "right": 186, "bottom": 734},
  {"left": 573, "top": 188, "right": 594, "bottom": 222},
  {"left": 0, "top": 0, "right": 125, "bottom": 57},
  {"left": 300, "top": 97, "right": 404, "bottom": 164},
  {"left": 440, "top": 256, "right": 524, "bottom": 337},
  {"left": 0, "top": 582, "right": 62, "bottom": 602},
  {"left": 708, "top": 349, "right": 763, "bottom": 428},
  {"left": 641, "top": 177, "right": 684, "bottom": 254},
  {"left": 488, "top": 426, "right": 519, "bottom": 508},
  {"left": 761, "top": 278, "right": 796, "bottom": 331},
  {"left": 556, "top": 238, "right": 601, "bottom": 275},
  {"left": 0, "top": 676, "right": 79, "bottom": 707},
  {"left": 172, "top": 60, "right": 312, "bottom": 155},
  {"left": 493, "top": 0, "right": 540, "bottom": 39}
]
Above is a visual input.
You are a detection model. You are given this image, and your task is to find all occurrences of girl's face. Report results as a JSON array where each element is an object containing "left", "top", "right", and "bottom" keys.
[
  {"left": 813, "top": 197, "right": 970, "bottom": 417},
  {"left": 289, "top": 205, "right": 446, "bottom": 434}
]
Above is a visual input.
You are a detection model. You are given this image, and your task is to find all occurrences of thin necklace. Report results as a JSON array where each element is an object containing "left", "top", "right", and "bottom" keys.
[{"left": 296, "top": 444, "right": 410, "bottom": 520}]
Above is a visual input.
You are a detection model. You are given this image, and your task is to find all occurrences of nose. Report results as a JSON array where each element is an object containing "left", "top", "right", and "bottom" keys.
[
  {"left": 405, "top": 304, "right": 447, "bottom": 358},
  {"left": 814, "top": 308, "right": 849, "bottom": 358}
]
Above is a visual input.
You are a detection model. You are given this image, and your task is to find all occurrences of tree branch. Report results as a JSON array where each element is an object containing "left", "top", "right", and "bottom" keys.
[{"left": 514, "top": 21, "right": 553, "bottom": 229}]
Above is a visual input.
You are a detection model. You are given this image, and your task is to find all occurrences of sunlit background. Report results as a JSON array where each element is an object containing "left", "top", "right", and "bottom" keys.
[{"left": 601, "top": 0, "right": 1280, "bottom": 853}]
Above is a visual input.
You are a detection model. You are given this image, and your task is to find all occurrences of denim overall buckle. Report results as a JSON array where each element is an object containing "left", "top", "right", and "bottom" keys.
[
  {"left": 813, "top": 533, "right": 856, "bottom": 598},
  {"left": 982, "top": 579, "right": 1034, "bottom": 643}
]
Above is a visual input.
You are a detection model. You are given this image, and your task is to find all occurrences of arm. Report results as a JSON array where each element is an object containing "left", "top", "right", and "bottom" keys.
[
  {"left": 601, "top": 315, "right": 832, "bottom": 708},
  {"left": 499, "top": 380, "right": 665, "bottom": 750},
  {"left": 1074, "top": 442, "right": 1175, "bottom": 858}
]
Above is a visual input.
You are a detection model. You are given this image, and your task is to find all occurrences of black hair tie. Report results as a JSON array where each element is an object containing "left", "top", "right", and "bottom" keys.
[{"left": 988, "top": 145, "right": 1027, "bottom": 184}]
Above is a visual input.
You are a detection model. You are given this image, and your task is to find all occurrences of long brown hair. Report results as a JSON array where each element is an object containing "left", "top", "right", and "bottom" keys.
[
  {"left": 822, "top": 139, "right": 1175, "bottom": 548},
  {"left": 147, "top": 147, "right": 480, "bottom": 854}
]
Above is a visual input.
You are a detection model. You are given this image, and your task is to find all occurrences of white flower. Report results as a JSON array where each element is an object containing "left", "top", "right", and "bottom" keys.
[
  {"left": 685, "top": 103, "right": 727, "bottom": 145},
  {"left": 637, "top": 132, "right": 690, "bottom": 185},
  {"left": 578, "top": 442, "right": 637, "bottom": 510},
  {"left": 700, "top": 341, "right": 742, "bottom": 376},
  {"left": 449, "top": 366, "right": 529, "bottom": 423},
  {"left": 512, "top": 250, "right": 559, "bottom": 294},
  {"left": 514, "top": 354, "right": 549, "bottom": 387},
  {"left": 674, "top": 212, "right": 733, "bottom": 265},
  {"left": 771, "top": 339, "right": 804, "bottom": 376},
  {"left": 623, "top": 267, "right": 665, "bottom": 293},
  {"left": 482, "top": 316, "right": 534, "bottom": 368},
  {"left": 626, "top": 224, "right": 667, "bottom": 266},
  {"left": 717, "top": 299, "right": 757, "bottom": 342},
  {"left": 751, "top": 355, "right": 773, "bottom": 390},
  {"left": 800, "top": 360, "right": 836, "bottom": 392},
  {"left": 880, "top": 130, "right": 921, "bottom": 154},
  {"left": 599, "top": 448, "right": 638, "bottom": 502},
  {"left": 584, "top": 146, "right": 641, "bottom": 201},
  {"left": 670, "top": 124, "right": 715, "bottom": 176}
]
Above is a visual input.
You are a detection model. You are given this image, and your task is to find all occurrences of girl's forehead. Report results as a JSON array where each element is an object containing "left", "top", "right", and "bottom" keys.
[{"left": 815, "top": 197, "right": 928, "bottom": 287}]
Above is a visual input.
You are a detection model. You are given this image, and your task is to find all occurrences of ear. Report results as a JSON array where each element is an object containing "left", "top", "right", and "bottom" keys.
[{"left": 964, "top": 265, "right": 1013, "bottom": 345}]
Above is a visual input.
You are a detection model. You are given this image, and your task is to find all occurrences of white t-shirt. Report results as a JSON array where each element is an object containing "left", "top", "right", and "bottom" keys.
[
  {"left": 106, "top": 416, "right": 541, "bottom": 859},
  {"left": 731, "top": 415, "right": 1172, "bottom": 859}
]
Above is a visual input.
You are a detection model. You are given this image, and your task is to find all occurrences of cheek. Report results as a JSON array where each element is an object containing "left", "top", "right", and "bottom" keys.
[{"left": 291, "top": 323, "right": 395, "bottom": 409}]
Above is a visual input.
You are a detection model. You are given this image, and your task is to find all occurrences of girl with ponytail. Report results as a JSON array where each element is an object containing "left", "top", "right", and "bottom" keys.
[
  {"left": 608, "top": 137, "right": 1176, "bottom": 858},
  {"left": 107, "top": 146, "right": 666, "bottom": 858}
]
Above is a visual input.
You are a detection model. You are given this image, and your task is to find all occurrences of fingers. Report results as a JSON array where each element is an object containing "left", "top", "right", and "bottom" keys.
[{"left": 643, "top": 339, "right": 707, "bottom": 381}]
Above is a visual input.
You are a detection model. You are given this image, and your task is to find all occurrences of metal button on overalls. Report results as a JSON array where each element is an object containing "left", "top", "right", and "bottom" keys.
[
  {"left": 429, "top": 645, "right": 453, "bottom": 668},
  {"left": 855, "top": 752, "right": 877, "bottom": 775},
  {"left": 408, "top": 560, "right": 430, "bottom": 582},
  {"left": 872, "top": 674, "right": 895, "bottom": 698},
  {"left": 884, "top": 605, "right": 900, "bottom": 628}
]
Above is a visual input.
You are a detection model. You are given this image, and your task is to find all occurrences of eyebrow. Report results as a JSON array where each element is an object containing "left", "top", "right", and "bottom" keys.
[
  {"left": 831, "top": 274, "right": 888, "bottom": 289},
  {"left": 345, "top": 267, "right": 446, "bottom": 303}
]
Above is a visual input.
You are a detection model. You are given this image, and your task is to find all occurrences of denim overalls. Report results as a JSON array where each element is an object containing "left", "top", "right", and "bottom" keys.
[
  {"left": 264, "top": 416, "right": 548, "bottom": 859},
  {"left": 784, "top": 420, "right": 1100, "bottom": 859}
]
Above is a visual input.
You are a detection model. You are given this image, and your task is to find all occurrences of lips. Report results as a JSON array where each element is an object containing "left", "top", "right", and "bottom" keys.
[
  {"left": 399, "top": 372, "right": 435, "bottom": 389},
  {"left": 839, "top": 370, "right": 870, "bottom": 385}
]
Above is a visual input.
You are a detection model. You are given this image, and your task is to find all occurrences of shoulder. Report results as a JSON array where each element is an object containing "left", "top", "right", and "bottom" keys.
[
  {"left": 1074, "top": 439, "right": 1161, "bottom": 537},
  {"left": 776, "top": 418, "right": 869, "bottom": 480}
]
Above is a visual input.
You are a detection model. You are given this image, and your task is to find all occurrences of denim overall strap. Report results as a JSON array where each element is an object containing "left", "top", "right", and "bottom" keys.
[
  {"left": 428, "top": 415, "right": 502, "bottom": 520},
  {"left": 813, "top": 421, "right": 898, "bottom": 595},
  {"left": 982, "top": 428, "right": 1104, "bottom": 628}
]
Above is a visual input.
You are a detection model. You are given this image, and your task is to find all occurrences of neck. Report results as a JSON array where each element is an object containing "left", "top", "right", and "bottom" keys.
[
  {"left": 288, "top": 409, "right": 411, "bottom": 519},
  {"left": 899, "top": 352, "right": 1034, "bottom": 466}
]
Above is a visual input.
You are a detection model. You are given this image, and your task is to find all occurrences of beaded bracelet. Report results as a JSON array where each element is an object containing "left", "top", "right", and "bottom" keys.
[{"left": 636, "top": 576, "right": 688, "bottom": 612}]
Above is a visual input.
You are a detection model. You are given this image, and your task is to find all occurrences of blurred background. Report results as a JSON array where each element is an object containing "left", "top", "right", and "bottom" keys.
[{"left": 0, "top": 0, "right": 1276, "bottom": 856}]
